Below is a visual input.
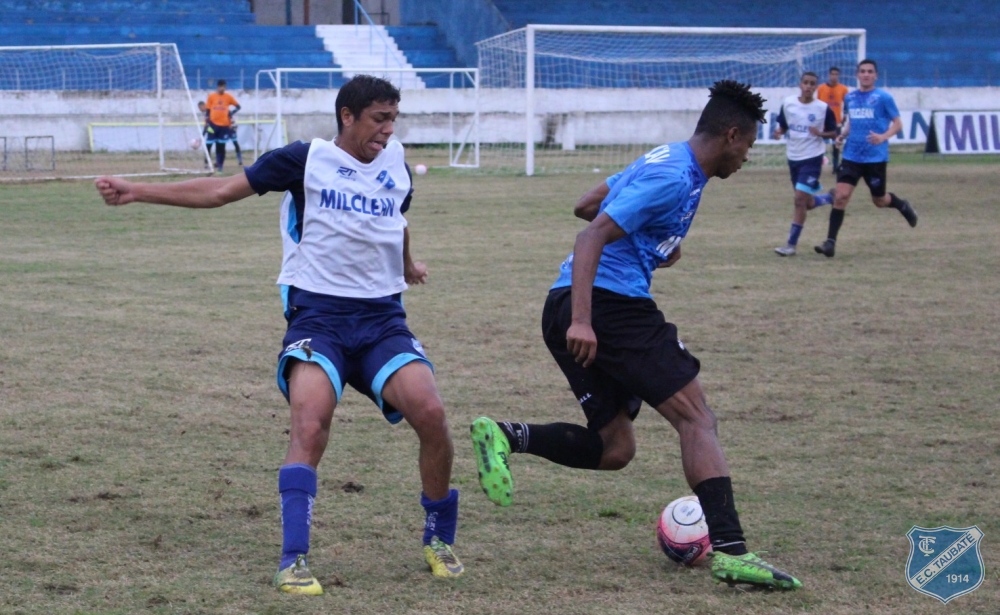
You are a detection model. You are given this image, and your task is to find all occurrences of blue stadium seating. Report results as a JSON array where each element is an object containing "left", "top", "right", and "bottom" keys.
[
  {"left": 0, "top": 0, "right": 336, "bottom": 90},
  {"left": 386, "top": 26, "right": 460, "bottom": 69},
  {"left": 490, "top": 0, "right": 1000, "bottom": 86}
]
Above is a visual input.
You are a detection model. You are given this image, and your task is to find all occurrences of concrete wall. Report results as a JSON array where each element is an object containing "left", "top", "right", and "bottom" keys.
[
  {"left": 250, "top": 0, "right": 399, "bottom": 25},
  {"left": 3, "top": 87, "right": 998, "bottom": 151}
]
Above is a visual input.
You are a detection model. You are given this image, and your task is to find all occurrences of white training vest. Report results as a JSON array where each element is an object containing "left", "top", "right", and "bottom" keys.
[
  {"left": 780, "top": 95, "right": 831, "bottom": 161},
  {"left": 277, "top": 138, "right": 411, "bottom": 298}
]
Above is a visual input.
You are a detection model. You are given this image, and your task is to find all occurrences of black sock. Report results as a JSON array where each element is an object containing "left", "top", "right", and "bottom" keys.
[
  {"left": 499, "top": 421, "right": 603, "bottom": 470},
  {"left": 693, "top": 476, "right": 747, "bottom": 555},
  {"left": 827, "top": 208, "right": 845, "bottom": 241},
  {"left": 216, "top": 143, "right": 226, "bottom": 169},
  {"left": 233, "top": 141, "right": 244, "bottom": 164},
  {"left": 888, "top": 192, "right": 906, "bottom": 210}
]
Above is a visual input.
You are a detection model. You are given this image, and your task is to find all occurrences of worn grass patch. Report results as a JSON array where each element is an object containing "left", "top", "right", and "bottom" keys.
[{"left": 1, "top": 162, "right": 997, "bottom": 614}]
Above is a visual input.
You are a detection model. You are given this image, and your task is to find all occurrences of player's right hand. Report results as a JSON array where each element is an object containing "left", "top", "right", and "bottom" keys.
[
  {"left": 94, "top": 176, "right": 136, "bottom": 206},
  {"left": 566, "top": 321, "right": 598, "bottom": 367}
]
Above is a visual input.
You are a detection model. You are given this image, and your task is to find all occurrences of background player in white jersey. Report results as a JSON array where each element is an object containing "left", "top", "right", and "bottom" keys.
[
  {"left": 815, "top": 59, "right": 918, "bottom": 257},
  {"left": 773, "top": 72, "right": 838, "bottom": 256},
  {"left": 470, "top": 81, "right": 801, "bottom": 590},
  {"left": 94, "top": 75, "right": 465, "bottom": 596}
]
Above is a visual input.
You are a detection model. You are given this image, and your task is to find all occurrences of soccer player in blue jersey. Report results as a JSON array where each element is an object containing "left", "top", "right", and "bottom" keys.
[
  {"left": 815, "top": 59, "right": 918, "bottom": 257},
  {"left": 95, "top": 75, "right": 465, "bottom": 595},
  {"left": 773, "top": 71, "right": 838, "bottom": 256},
  {"left": 471, "top": 81, "right": 802, "bottom": 590}
]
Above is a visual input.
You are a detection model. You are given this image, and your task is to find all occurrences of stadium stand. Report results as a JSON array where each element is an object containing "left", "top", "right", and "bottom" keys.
[
  {"left": 0, "top": 0, "right": 463, "bottom": 91},
  {"left": 488, "top": 0, "right": 1000, "bottom": 86}
]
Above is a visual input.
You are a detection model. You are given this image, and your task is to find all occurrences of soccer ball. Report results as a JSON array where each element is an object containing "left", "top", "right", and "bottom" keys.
[
  {"left": 656, "top": 495, "right": 712, "bottom": 566},
  {"left": 189, "top": 137, "right": 202, "bottom": 150},
  {"left": 414, "top": 163, "right": 428, "bottom": 175}
]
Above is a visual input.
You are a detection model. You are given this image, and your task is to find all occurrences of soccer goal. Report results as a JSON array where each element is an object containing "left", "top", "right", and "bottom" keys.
[
  {"left": 476, "top": 26, "right": 866, "bottom": 175},
  {"left": 253, "top": 67, "right": 480, "bottom": 168},
  {"left": 0, "top": 43, "right": 210, "bottom": 181}
]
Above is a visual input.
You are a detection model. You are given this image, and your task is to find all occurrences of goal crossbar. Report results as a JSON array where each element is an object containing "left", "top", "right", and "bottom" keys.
[{"left": 477, "top": 25, "right": 866, "bottom": 175}]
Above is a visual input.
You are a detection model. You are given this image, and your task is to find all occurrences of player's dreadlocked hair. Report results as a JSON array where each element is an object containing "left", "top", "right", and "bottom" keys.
[
  {"left": 335, "top": 74, "right": 401, "bottom": 133},
  {"left": 694, "top": 80, "right": 767, "bottom": 137}
]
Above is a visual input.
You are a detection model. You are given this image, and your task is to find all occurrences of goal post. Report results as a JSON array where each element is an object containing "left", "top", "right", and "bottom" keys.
[
  {"left": 476, "top": 25, "right": 866, "bottom": 175},
  {"left": 0, "top": 43, "right": 210, "bottom": 181},
  {"left": 253, "top": 67, "right": 480, "bottom": 168}
]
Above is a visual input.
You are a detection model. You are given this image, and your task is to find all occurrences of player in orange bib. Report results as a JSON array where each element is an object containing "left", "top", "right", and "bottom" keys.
[
  {"left": 816, "top": 67, "right": 849, "bottom": 174},
  {"left": 205, "top": 79, "right": 243, "bottom": 172}
]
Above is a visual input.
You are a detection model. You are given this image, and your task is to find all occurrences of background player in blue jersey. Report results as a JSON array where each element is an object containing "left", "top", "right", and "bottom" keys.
[
  {"left": 470, "top": 81, "right": 802, "bottom": 590},
  {"left": 773, "top": 71, "right": 838, "bottom": 256},
  {"left": 95, "top": 75, "right": 465, "bottom": 595},
  {"left": 815, "top": 59, "right": 918, "bottom": 257}
]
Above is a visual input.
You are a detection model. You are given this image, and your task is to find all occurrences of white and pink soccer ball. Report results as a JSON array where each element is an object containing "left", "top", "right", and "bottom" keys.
[{"left": 657, "top": 495, "right": 712, "bottom": 566}]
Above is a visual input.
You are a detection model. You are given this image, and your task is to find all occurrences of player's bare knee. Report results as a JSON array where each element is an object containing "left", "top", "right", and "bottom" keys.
[{"left": 405, "top": 397, "right": 449, "bottom": 438}]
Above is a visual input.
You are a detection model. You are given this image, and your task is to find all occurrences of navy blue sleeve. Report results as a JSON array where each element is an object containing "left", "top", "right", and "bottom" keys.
[
  {"left": 824, "top": 107, "right": 837, "bottom": 132},
  {"left": 776, "top": 105, "right": 788, "bottom": 131},
  {"left": 244, "top": 141, "right": 310, "bottom": 196},
  {"left": 401, "top": 162, "right": 413, "bottom": 214}
]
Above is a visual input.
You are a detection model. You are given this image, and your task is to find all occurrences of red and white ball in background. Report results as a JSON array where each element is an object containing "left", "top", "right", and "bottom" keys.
[{"left": 656, "top": 495, "right": 712, "bottom": 566}]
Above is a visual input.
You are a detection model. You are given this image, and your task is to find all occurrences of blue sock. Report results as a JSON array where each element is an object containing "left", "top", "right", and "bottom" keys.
[
  {"left": 787, "top": 222, "right": 804, "bottom": 246},
  {"left": 813, "top": 192, "right": 833, "bottom": 207},
  {"left": 421, "top": 489, "right": 459, "bottom": 546},
  {"left": 278, "top": 463, "right": 317, "bottom": 570}
]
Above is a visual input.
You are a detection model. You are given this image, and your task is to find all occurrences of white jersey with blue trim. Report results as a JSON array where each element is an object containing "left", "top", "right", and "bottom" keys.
[
  {"left": 277, "top": 138, "right": 411, "bottom": 299},
  {"left": 777, "top": 95, "right": 836, "bottom": 161}
]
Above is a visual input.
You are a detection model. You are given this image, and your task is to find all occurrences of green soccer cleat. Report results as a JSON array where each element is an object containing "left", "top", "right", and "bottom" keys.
[
  {"left": 709, "top": 551, "right": 802, "bottom": 590},
  {"left": 273, "top": 554, "right": 324, "bottom": 596},
  {"left": 424, "top": 536, "right": 465, "bottom": 578},
  {"left": 470, "top": 417, "right": 513, "bottom": 507}
]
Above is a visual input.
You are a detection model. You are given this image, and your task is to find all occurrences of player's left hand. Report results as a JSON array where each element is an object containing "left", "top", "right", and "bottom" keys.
[
  {"left": 405, "top": 261, "right": 428, "bottom": 284},
  {"left": 94, "top": 176, "right": 136, "bottom": 206},
  {"left": 867, "top": 131, "right": 886, "bottom": 145},
  {"left": 657, "top": 246, "right": 682, "bottom": 268}
]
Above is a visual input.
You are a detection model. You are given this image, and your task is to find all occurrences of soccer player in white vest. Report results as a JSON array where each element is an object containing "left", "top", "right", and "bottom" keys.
[
  {"left": 95, "top": 75, "right": 464, "bottom": 595},
  {"left": 772, "top": 71, "right": 839, "bottom": 256}
]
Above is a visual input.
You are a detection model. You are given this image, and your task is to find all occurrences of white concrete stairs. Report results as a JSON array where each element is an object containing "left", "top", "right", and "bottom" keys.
[{"left": 315, "top": 24, "right": 425, "bottom": 90}]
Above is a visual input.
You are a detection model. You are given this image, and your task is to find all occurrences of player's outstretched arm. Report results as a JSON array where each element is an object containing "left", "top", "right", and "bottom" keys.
[
  {"left": 94, "top": 173, "right": 256, "bottom": 209},
  {"left": 574, "top": 181, "right": 610, "bottom": 221},
  {"left": 567, "top": 212, "right": 626, "bottom": 367}
]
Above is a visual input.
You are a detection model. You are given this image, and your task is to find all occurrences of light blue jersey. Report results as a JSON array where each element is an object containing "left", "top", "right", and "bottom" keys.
[
  {"left": 843, "top": 88, "right": 900, "bottom": 163},
  {"left": 552, "top": 142, "right": 708, "bottom": 299}
]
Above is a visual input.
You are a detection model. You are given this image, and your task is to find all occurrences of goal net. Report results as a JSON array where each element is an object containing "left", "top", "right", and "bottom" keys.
[
  {"left": 476, "top": 26, "right": 865, "bottom": 175},
  {"left": 0, "top": 43, "right": 210, "bottom": 181},
  {"left": 253, "top": 67, "right": 480, "bottom": 168}
]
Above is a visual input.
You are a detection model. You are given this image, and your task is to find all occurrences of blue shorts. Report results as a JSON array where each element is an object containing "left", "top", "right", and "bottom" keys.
[
  {"left": 276, "top": 286, "right": 432, "bottom": 424},
  {"left": 206, "top": 123, "right": 236, "bottom": 144},
  {"left": 788, "top": 154, "right": 824, "bottom": 194}
]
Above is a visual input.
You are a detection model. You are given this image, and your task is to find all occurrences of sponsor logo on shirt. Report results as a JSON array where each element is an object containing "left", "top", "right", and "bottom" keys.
[
  {"left": 376, "top": 170, "right": 396, "bottom": 190},
  {"left": 337, "top": 166, "right": 358, "bottom": 179},
  {"left": 850, "top": 108, "right": 876, "bottom": 119},
  {"left": 319, "top": 189, "right": 397, "bottom": 217},
  {"left": 644, "top": 144, "right": 671, "bottom": 164}
]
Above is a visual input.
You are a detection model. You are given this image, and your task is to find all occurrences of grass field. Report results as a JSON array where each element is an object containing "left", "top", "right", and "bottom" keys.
[{"left": 1, "top": 159, "right": 998, "bottom": 614}]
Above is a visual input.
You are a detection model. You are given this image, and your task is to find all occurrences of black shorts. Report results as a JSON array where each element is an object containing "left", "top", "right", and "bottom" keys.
[
  {"left": 541, "top": 287, "right": 700, "bottom": 432},
  {"left": 837, "top": 159, "right": 888, "bottom": 197}
]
